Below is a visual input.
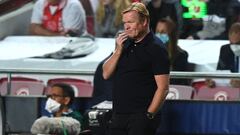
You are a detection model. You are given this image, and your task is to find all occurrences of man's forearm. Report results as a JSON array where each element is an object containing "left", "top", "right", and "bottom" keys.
[
  {"left": 147, "top": 88, "right": 168, "bottom": 114},
  {"left": 148, "top": 75, "right": 169, "bottom": 114},
  {"left": 30, "top": 24, "right": 64, "bottom": 36},
  {"left": 102, "top": 50, "right": 122, "bottom": 80}
]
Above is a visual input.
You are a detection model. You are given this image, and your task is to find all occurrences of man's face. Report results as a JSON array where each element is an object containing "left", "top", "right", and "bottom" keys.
[
  {"left": 229, "top": 32, "right": 240, "bottom": 44},
  {"left": 122, "top": 11, "right": 146, "bottom": 40},
  {"left": 49, "top": 86, "right": 66, "bottom": 105}
]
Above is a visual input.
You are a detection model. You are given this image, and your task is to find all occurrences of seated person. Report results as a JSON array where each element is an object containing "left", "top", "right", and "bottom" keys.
[
  {"left": 30, "top": 0, "right": 87, "bottom": 36},
  {"left": 206, "top": 22, "right": 240, "bottom": 88},
  {"left": 31, "top": 83, "right": 84, "bottom": 135},
  {"left": 155, "top": 18, "right": 190, "bottom": 85}
]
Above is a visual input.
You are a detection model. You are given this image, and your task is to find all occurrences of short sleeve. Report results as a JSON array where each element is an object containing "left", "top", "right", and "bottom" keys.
[
  {"left": 31, "top": 0, "right": 44, "bottom": 24},
  {"left": 63, "top": 1, "right": 87, "bottom": 35},
  {"left": 150, "top": 44, "right": 170, "bottom": 75}
]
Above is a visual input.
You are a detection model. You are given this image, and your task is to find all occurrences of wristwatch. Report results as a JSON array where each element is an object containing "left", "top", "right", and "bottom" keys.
[{"left": 146, "top": 112, "right": 155, "bottom": 119}]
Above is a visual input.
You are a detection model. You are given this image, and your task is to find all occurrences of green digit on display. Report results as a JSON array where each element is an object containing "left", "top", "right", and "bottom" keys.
[{"left": 181, "top": 0, "right": 207, "bottom": 19}]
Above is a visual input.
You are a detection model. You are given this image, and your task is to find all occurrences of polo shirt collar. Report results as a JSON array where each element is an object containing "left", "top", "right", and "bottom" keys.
[{"left": 135, "top": 31, "right": 154, "bottom": 46}]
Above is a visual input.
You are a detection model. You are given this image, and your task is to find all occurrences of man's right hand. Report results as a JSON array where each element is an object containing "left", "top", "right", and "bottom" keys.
[{"left": 115, "top": 32, "right": 128, "bottom": 53}]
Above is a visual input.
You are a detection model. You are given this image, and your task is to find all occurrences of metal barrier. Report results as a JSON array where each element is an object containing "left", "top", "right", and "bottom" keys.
[
  {"left": 1, "top": 68, "right": 240, "bottom": 78},
  {"left": 0, "top": 68, "right": 240, "bottom": 95}
]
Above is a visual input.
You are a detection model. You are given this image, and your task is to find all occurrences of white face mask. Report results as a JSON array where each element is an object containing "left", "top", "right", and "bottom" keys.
[
  {"left": 230, "top": 44, "right": 240, "bottom": 56},
  {"left": 45, "top": 98, "right": 61, "bottom": 113}
]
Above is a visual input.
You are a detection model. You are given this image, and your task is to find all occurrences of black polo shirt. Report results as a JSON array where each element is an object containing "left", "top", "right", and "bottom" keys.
[{"left": 113, "top": 32, "right": 170, "bottom": 113}]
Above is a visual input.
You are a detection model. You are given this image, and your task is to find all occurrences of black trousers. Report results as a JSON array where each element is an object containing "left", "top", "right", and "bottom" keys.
[{"left": 109, "top": 113, "right": 160, "bottom": 135}]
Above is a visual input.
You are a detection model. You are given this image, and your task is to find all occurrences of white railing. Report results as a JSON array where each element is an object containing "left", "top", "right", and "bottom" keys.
[
  {"left": 1, "top": 68, "right": 240, "bottom": 95},
  {"left": 1, "top": 68, "right": 240, "bottom": 78}
]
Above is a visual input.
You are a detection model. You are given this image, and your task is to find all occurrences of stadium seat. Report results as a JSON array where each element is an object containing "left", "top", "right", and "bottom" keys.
[
  {"left": 166, "top": 85, "right": 195, "bottom": 100},
  {"left": 0, "top": 77, "right": 45, "bottom": 95},
  {"left": 193, "top": 86, "right": 240, "bottom": 101},
  {"left": 191, "top": 80, "right": 206, "bottom": 90},
  {"left": 46, "top": 78, "right": 93, "bottom": 97}
]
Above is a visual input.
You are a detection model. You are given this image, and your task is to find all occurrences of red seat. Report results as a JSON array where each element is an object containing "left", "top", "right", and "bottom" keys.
[
  {"left": 193, "top": 86, "right": 240, "bottom": 101},
  {"left": 192, "top": 80, "right": 206, "bottom": 90},
  {"left": 166, "top": 85, "right": 194, "bottom": 100},
  {"left": 0, "top": 77, "right": 45, "bottom": 95},
  {"left": 46, "top": 78, "right": 93, "bottom": 97}
]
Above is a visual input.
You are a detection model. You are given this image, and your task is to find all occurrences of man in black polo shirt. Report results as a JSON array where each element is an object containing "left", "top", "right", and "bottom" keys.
[{"left": 102, "top": 2, "right": 170, "bottom": 135}]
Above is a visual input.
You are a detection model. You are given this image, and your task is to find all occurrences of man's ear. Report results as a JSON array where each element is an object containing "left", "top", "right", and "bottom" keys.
[
  {"left": 143, "top": 18, "right": 148, "bottom": 27},
  {"left": 63, "top": 97, "right": 71, "bottom": 106}
]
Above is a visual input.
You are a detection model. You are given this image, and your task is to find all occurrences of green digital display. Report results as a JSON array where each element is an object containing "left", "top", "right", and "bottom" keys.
[{"left": 181, "top": 0, "right": 208, "bottom": 19}]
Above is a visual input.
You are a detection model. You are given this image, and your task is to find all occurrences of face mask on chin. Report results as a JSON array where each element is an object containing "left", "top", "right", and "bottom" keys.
[
  {"left": 45, "top": 98, "right": 61, "bottom": 114},
  {"left": 230, "top": 44, "right": 240, "bottom": 56},
  {"left": 155, "top": 33, "right": 169, "bottom": 44}
]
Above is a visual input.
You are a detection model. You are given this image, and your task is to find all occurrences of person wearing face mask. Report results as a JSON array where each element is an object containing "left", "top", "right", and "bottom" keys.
[
  {"left": 45, "top": 83, "right": 83, "bottom": 121},
  {"left": 31, "top": 83, "right": 85, "bottom": 135},
  {"left": 206, "top": 22, "right": 240, "bottom": 88},
  {"left": 155, "top": 18, "right": 190, "bottom": 85}
]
